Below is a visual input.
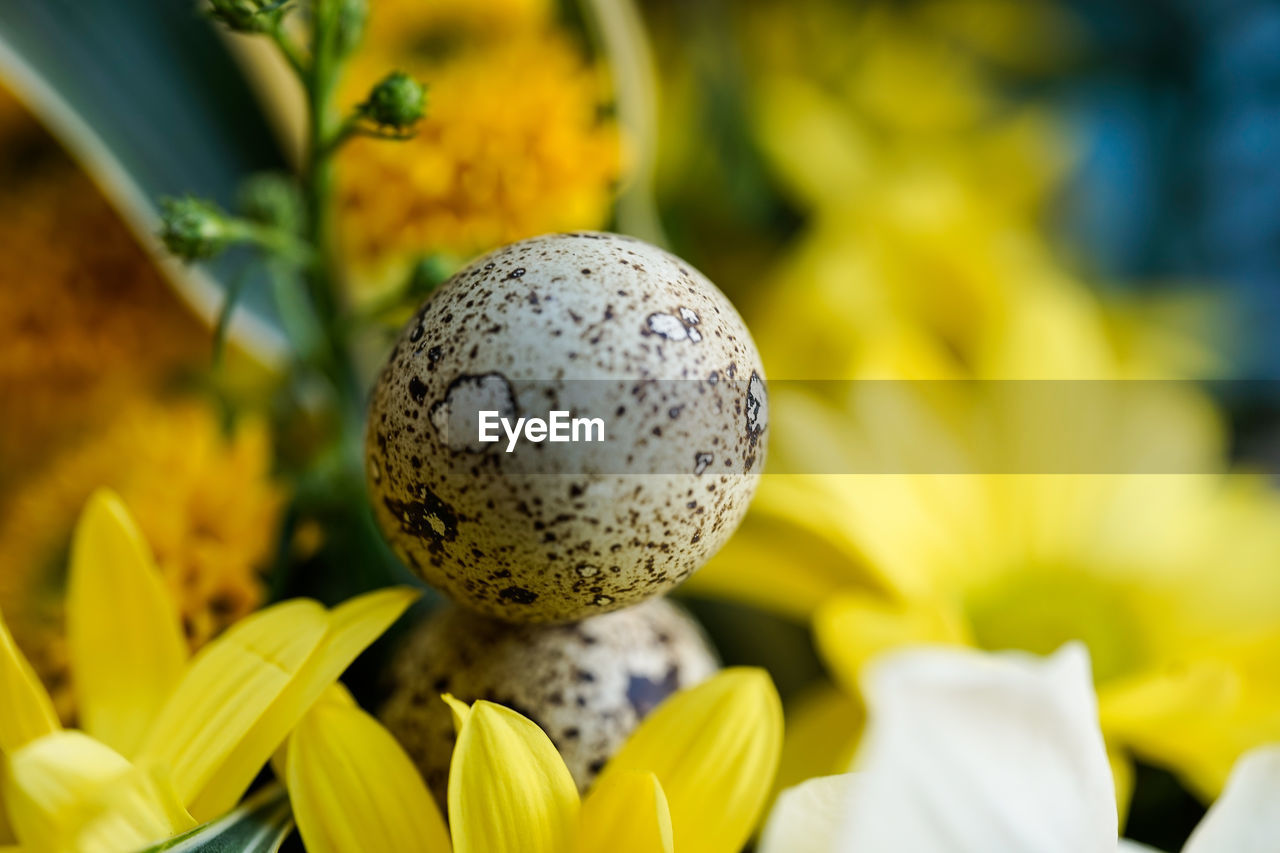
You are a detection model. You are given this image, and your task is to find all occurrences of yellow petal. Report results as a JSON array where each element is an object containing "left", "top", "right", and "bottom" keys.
[
  {"left": 0, "top": 611, "right": 60, "bottom": 755},
  {"left": 184, "top": 587, "right": 419, "bottom": 821},
  {"left": 579, "top": 771, "right": 673, "bottom": 853},
  {"left": 67, "top": 489, "right": 188, "bottom": 756},
  {"left": 595, "top": 668, "right": 784, "bottom": 853},
  {"left": 73, "top": 761, "right": 196, "bottom": 853},
  {"left": 5, "top": 731, "right": 194, "bottom": 852},
  {"left": 271, "top": 683, "right": 356, "bottom": 783},
  {"left": 1097, "top": 659, "right": 1240, "bottom": 798},
  {"left": 442, "top": 693, "right": 471, "bottom": 733},
  {"left": 288, "top": 699, "right": 449, "bottom": 853},
  {"left": 448, "top": 700, "right": 580, "bottom": 853},
  {"left": 813, "top": 592, "right": 968, "bottom": 694},
  {"left": 138, "top": 599, "right": 330, "bottom": 811},
  {"left": 774, "top": 684, "right": 862, "bottom": 798}
]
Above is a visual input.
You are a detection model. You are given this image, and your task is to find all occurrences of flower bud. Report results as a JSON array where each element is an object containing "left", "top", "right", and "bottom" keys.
[
  {"left": 207, "top": 0, "right": 275, "bottom": 33},
  {"left": 238, "top": 173, "right": 304, "bottom": 235},
  {"left": 159, "top": 197, "right": 231, "bottom": 261},
  {"left": 361, "top": 72, "right": 427, "bottom": 130}
]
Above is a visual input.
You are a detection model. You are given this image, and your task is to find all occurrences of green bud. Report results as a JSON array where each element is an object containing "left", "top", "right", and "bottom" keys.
[
  {"left": 207, "top": 0, "right": 277, "bottom": 33},
  {"left": 360, "top": 72, "right": 427, "bottom": 130},
  {"left": 334, "top": 0, "right": 368, "bottom": 57},
  {"left": 159, "top": 196, "right": 231, "bottom": 261},
  {"left": 238, "top": 172, "right": 304, "bottom": 235}
]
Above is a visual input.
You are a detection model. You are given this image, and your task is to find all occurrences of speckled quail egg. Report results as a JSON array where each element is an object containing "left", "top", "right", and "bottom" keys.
[
  {"left": 379, "top": 597, "right": 718, "bottom": 806},
  {"left": 366, "top": 231, "right": 768, "bottom": 622}
]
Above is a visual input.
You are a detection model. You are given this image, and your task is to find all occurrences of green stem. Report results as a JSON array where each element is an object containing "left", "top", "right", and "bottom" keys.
[
  {"left": 225, "top": 219, "right": 316, "bottom": 265},
  {"left": 304, "top": 0, "right": 365, "bottom": 459},
  {"left": 317, "top": 114, "right": 360, "bottom": 159}
]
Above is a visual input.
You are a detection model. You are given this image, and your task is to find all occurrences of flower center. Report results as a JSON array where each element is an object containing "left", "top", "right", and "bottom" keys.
[{"left": 964, "top": 569, "right": 1146, "bottom": 684}]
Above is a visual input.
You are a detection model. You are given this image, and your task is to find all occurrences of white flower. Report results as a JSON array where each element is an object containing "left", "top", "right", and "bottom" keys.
[{"left": 761, "top": 643, "right": 1280, "bottom": 853}]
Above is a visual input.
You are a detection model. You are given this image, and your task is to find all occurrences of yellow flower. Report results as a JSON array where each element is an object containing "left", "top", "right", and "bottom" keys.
[
  {"left": 0, "top": 398, "right": 284, "bottom": 722},
  {"left": 284, "top": 667, "right": 783, "bottom": 852},
  {"left": 335, "top": 3, "right": 621, "bottom": 301},
  {"left": 694, "top": 334, "right": 1280, "bottom": 800},
  {"left": 0, "top": 488, "right": 417, "bottom": 852},
  {"left": 0, "top": 83, "right": 216, "bottom": 490}
]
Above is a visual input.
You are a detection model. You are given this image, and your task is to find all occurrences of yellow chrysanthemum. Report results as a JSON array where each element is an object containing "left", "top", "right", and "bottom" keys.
[
  {"left": 0, "top": 489, "right": 417, "bottom": 852},
  {"left": 336, "top": 2, "right": 621, "bottom": 299},
  {"left": 0, "top": 397, "right": 284, "bottom": 722}
]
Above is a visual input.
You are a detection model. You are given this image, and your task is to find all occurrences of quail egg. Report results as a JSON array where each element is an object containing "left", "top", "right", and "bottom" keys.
[
  {"left": 366, "top": 232, "right": 768, "bottom": 622},
  {"left": 379, "top": 597, "right": 718, "bottom": 806}
]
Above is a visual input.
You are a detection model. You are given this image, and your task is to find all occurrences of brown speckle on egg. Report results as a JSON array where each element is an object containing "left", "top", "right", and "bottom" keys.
[
  {"left": 379, "top": 598, "right": 718, "bottom": 808},
  {"left": 365, "top": 232, "right": 767, "bottom": 621}
]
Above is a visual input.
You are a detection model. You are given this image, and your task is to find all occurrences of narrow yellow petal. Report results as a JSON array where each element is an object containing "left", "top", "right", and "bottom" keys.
[
  {"left": 288, "top": 699, "right": 449, "bottom": 853},
  {"left": 5, "top": 731, "right": 193, "bottom": 852},
  {"left": 184, "top": 587, "right": 419, "bottom": 821},
  {"left": 72, "top": 761, "right": 197, "bottom": 853},
  {"left": 813, "top": 592, "right": 968, "bottom": 695},
  {"left": 0, "top": 612, "right": 60, "bottom": 755},
  {"left": 5, "top": 731, "right": 129, "bottom": 850},
  {"left": 579, "top": 771, "right": 673, "bottom": 853},
  {"left": 67, "top": 489, "right": 188, "bottom": 756},
  {"left": 271, "top": 683, "right": 356, "bottom": 783},
  {"left": 442, "top": 693, "right": 471, "bottom": 733},
  {"left": 139, "top": 599, "right": 331, "bottom": 809},
  {"left": 449, "top": 700, "right": 580, "bottom": 853},
  {"left": 774, "top": 684, "right": 862, "bottom": 798},
  {"left": 595, "top": 668, "right": 783, "bottom": 853}
]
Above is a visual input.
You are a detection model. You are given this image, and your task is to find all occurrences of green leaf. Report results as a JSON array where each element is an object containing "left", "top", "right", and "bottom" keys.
[
  {"left": 0, "top": 0, "right": 291, "bottom": 365},
  {"left": 141, "top": 785, "right": 294, "bottom": 853}
]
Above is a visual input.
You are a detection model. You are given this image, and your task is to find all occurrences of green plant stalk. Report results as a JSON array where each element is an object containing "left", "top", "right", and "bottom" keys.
[{"left": 303, "top": 0, "right": 365, "bottom": 476}]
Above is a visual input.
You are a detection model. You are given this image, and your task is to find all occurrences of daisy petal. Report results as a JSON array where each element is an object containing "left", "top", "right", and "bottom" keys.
[
  {"left": 0, "top": 611, "right": 59, "bottom": 755},
  {"left": 138, "top": 599, "right": 330, "bottom": 812},
  {"left": 288, "top": 699, "right": 449, "bottom": 853},
  {"left": 594, "top": 667, "right": 783, "bottom": 853},
  {"left": 814, "top": 592, "right": 968, "bottom": 694},
  {"left": 448, "top": 700, "right": 580, "bottom": 853},
  {"left": 184, "top": 587, "right": 419, "bottom": 821},
  {"left": 67, "top": 489, "right": 187, "bottom": 756},
  {"left": 579, "top": 770, "right": 673, "bottom": 853},
  {"left": 5, "top": 731, "right": 194, "bottom": 852}
]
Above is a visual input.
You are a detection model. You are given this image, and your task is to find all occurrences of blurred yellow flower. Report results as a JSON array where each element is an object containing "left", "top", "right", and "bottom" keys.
[
  {"left": 336, "top": 1, "right": 621, "bottom": 300},
  {"left": 731, "top": 0, "right": 1222, "bottom": 383},
  {"left": 0, "top": 84, "right": 214, "bottom": 489},
  {"left": 694, "top": 311, "right": 1280, "bottom": 799},
  {"left": 0, "top": 398, "right": 284, "bottom": 722},
  {"left": 0, "top": 489, "right": 416, "bottom": 852}
]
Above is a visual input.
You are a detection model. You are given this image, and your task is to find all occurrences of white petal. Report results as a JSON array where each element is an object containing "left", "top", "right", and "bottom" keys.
[
  {"left": 759, "top": 774, "right": 863, "bottom": 853},
  {"left": 1182, "top": 745, "right": 1280, "bottom": 853},
  {"left": 837, "top": 643, "right": 1117, "bottom": 853},
  {"left": 1119, "top": 841, "right": 1164, "bottom": 852}
]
